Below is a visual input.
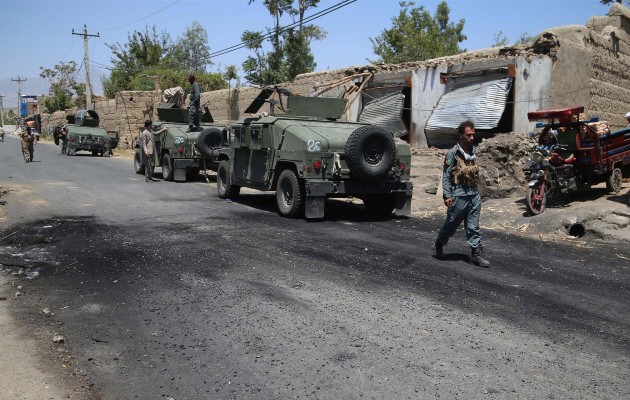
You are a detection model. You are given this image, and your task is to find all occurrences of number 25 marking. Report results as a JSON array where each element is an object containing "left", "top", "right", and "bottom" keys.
[{"left": 307, "top": 140, "right": 321, "bottom": 152}]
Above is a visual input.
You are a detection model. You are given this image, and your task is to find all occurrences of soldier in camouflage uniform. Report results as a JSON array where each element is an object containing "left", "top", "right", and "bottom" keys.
[
  {"left": 433, "top": 120, "right": 490, "bottom": 267},
  {"left": 19, "top": 126, "right": 36, "bottom": 163}
]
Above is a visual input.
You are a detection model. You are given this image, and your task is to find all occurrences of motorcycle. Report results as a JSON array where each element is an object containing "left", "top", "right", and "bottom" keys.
[{"left": 523, "top": 142, "right": 577, "bottom": 215}]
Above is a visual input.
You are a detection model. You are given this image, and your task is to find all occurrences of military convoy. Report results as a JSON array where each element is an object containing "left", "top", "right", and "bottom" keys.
[
  {"left": 131, "top": 87, "right": 413, "bottom": 219},
  {"left": 55, "top": 110, "right": 119, "bottom": 156}
]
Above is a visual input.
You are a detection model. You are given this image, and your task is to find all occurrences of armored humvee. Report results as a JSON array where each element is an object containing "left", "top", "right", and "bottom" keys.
[
  {"left": 216, "top": 88, "right": 413, "bottom": 219},
  {"left": 58, "top": 110, "right": 119, "bottom": 156},
  {"left": 133, "top": 105, "right": 227, "bottom": 181}
]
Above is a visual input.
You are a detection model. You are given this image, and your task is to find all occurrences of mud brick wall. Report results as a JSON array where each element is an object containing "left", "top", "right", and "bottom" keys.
[
  {"left": 586, "top": 6, "right": 630, "bottom": 131},
  {"left": 109, "top": 91, "right": 160, "bottom": 148}
]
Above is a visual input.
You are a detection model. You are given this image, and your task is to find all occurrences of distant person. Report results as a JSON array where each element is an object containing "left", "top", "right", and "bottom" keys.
[
  {"left": 187, "top": 73, "right": 201, "bottom": 132},
  {"left": 0, "top": 126, "right": 4, "bottom": 142},
  {"left": 140, "top": 120, "right": 167, "bottom": 182},
  {"left": 56, "top": 125, "right": 68, "bottom": 155},
  {"left": 19, "top": 126, "right": 37, "bottom": 162},
  {"left": 432, "top": 120, "right": 490, "bottom": 267}
]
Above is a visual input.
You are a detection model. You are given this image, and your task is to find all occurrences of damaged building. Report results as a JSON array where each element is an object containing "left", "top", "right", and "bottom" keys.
[{"left": 297, "top": 2, "right": 630, "bottom": 148}]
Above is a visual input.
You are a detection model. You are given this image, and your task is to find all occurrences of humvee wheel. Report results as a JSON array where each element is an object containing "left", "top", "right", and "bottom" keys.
[
  {"left": 276, "top": 169, "right": 305, "bottom": 218},
  {"left": 345, "top": 126, "right": 396, "bottom": 182},
  {"left": 363, "top": 194, "right": 396, "bottom": 216},
  {"left": 91, "top": 150, "right": 99, "bottom": 156},
  {"left": 606, "top": 167, "right": 622, "bottom": 193},
  {"left": 162, "top": 154, "right": 174, "bottom": 181},
  {"left": 134, "top": 149, "right": 145, "bottom": 175},
  {"left": 217, "top": 160, "right": 240, "bottom": 198}
]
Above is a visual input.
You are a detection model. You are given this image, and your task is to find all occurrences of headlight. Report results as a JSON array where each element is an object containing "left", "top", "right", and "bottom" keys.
[
  {"left": 532, "top": 152, "right": 543, "bottom": 164},
  {"left": 537, "top": 170, "right": 545, "bottom": 178},
  {"left": 174, "top": 136, "right": 184, "bottom": 145}
]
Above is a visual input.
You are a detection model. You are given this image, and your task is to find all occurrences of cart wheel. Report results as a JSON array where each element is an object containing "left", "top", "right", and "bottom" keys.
[{"left": 606, "top": 168, "right": 622, "bottom": 193}]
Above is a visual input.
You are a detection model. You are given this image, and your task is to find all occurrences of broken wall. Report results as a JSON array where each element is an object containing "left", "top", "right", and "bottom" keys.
[{"left": 586, "top": 3, "right": 630, "bottom": 130}]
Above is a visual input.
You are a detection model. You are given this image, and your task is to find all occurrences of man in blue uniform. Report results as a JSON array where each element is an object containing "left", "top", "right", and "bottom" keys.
[
  {"left": 187, "top": 74, "right": 201, "bottom": 132},
  {"left": 433, "top": 120, "right": 490, "bottom": 267}
]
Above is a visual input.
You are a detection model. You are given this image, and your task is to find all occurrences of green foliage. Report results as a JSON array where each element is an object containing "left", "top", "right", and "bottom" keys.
[
  {"left": 101, "top": 26, "right": 172, "bottom": 97},
  {"left": 223, "top": 65, "right": 240, "bottom": 87},
  {"left": 284, "top": 29, "right": 316, "bottom": 79},
  {"left": 491, "top": 31, "right": 535, "bottom": 47},
  {"left": 99, "top": 23, "right": 224, "bottom": 98},
  {"left": 39, "top": 61, "right": 85, "bottom": 112},
  {"left": 164, "top": 21, "right": 212, "bottom": 72},
  {"left": 514, "top": 32, "right": 534, "bottom": 45},
  {"left": 492, "top": 31, "right": 509, "bottom": 47},
  {"left": 370, "top": 1, "right": 466, "bottom": 64},
  {"left": 1, "top": 109, "right": 17, "bottom": 126},
  {"left": 600, "top": 0, "right": 625, "bottom": 5},
  {"left": 242, "top": 0, "right": 324, "bottom": 85}
]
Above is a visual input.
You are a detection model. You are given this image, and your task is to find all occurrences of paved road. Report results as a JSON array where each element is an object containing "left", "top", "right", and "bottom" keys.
[{"left": 1, "top": 136, "right": 629, "bottom": 399}]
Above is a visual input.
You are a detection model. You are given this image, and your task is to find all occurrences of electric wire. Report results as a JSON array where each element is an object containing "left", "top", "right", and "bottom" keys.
[
  {"left": 96, "top": 0, "right": 183, "bottom": 32},
  {"left": 208, "top": 0, "right": 357, "bottom": 58}
]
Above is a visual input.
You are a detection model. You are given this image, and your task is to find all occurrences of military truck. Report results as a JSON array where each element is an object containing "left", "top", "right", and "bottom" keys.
[
  {"left": 56, "top": 110, "right": 119, "bottom": 156},
  {"left": 133, "top": 105, "right": 227, "bottom": 181},
  {"left": 216, "top": 88, "right": 413, "bottom": 219}
]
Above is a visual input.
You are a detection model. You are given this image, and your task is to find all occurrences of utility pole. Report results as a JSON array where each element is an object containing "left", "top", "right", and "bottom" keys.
[
  {"left": 11, "top": 76, "right": 27, "bottom": 116},
  {"left": 0, "top": 95, "right": 5, "bottom": 127},
  {"left": 72, "top": 25, "right": 100, "bottom": 110}
]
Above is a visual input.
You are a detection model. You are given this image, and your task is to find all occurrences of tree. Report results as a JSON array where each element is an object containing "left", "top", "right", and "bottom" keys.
[
  {"left": 242, "top": 0, "right": 325, "bottom": 85},
  {"left": 102, "top": 26, "right": 172, "bottom": 97},
  {"left": 39, "top": 61, "right": 86, "bottom": 112},
  {"left": 223, "top": 65, "right": 240, "bottom": 88},
  {"left": 600, "top": 1, "right": 624, "bottom": 5},
  {"left": 370, "top": 1, "right": 466, "bottom": 64},
  {"left": 164, "top": 21, "right": 212, "bottom": 72},
  {"left": 101, "top": 24, "right": 226, "bottom": 98}
]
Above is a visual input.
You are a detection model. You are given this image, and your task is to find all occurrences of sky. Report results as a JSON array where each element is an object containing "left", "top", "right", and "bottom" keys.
[{"left": 0, "top": 0, "right": 614, "bottom": 108}]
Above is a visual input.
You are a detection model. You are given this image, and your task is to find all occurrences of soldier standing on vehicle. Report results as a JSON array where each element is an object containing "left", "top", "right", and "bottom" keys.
[
  {"left": 432, "top": 120, "right": 490, "bottom": 267},
  {"left": 19, "top": 126, "right": 37, "bottom": 162},
  {"left": 187, "top": 74, "right": 201, "bottom": 132},
  {"left": 141, "top": 120, "right": 167, "bottom": 182}
]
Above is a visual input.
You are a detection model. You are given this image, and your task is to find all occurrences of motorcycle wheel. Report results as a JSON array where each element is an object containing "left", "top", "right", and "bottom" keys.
[{"left": 526, "top": 182, "right": 547, "bottom": 215}]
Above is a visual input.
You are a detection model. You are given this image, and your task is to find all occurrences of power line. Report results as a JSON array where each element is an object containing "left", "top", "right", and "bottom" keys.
[
  {"left": 208, "top": 0, "right": 357, "bottom": 58},
  {"left": 97, "top": 0, "right": 182, "bottom": 32}
]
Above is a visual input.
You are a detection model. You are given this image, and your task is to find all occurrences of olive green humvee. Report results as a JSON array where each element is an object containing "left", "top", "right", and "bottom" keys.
[
  {"left": 133, "top": 106, "right": 228, "bottom": 182},
  {"left": 215, "top": 88, "right": 413, "bottom": 219},
  {"left": 59, "top": 110, "right": 119, "bottom": 156}
]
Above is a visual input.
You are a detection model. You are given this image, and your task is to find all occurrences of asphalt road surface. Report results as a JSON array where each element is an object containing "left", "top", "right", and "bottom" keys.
[{"left": 1, "top": 136, "right": 629, "bottom": 399}]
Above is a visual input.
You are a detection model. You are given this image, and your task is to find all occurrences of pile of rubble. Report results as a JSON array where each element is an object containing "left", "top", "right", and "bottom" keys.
[{"left": 476, "top": 132, "right": 536, "bottom": 199}]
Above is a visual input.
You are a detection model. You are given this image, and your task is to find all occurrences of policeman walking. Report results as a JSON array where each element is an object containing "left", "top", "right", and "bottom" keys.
[{"left": 433, "top": 120, "right": 490, "bottom": 267}]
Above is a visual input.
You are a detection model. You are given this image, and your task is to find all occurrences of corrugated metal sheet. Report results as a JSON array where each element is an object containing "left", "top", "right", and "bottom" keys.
[
  {"left": 358, "top": 88, "right": 407, "bottom": 137},
  {"left": 425, "top": 76, "right": 513, "bottom": 147}
]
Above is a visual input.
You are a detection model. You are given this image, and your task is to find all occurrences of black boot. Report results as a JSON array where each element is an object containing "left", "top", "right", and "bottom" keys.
[
  {"left": 432, "top": 240, "right": 444, "bottom": 259},
  {"left": 470, "top": 245, "right": 490, "bottom": 267}
]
